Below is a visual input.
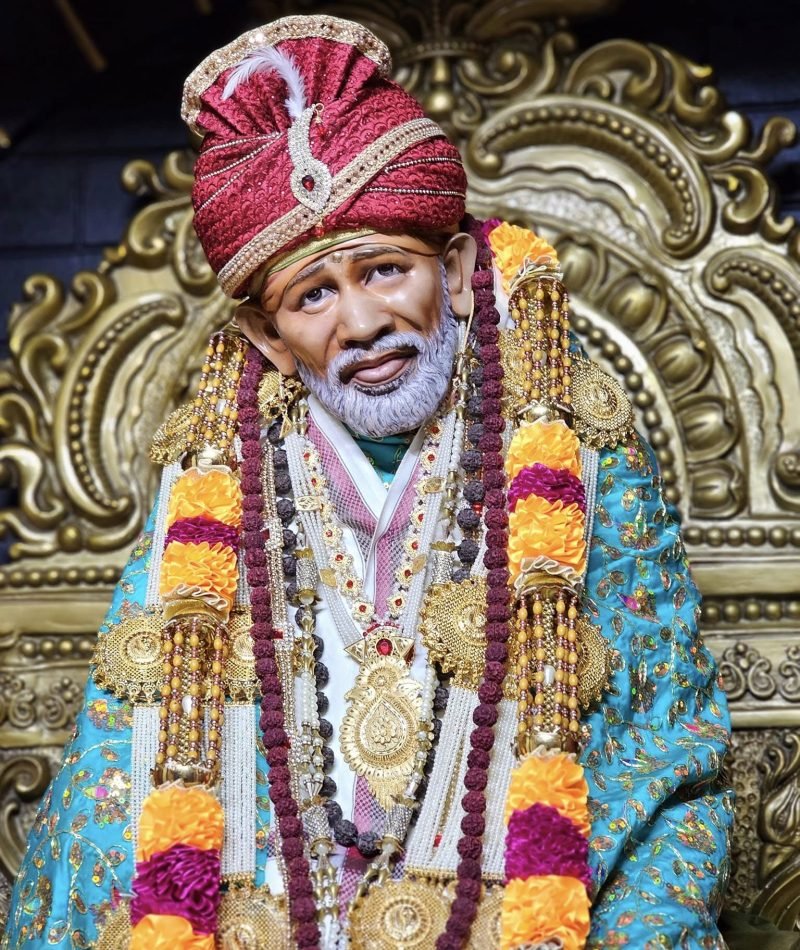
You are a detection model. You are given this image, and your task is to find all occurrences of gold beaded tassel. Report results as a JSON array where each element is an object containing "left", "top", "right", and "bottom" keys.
[
  {"left": 185, "top": 329, "right": 246, "bottom": 465},
  {"left": 553, "top": 592, "right": 569, "bottom": 737},
  {"left": 206, "top": 623, "right": 228, "bottom": 770},
  {"left": 513, "top": 583, "right": 584, "bottom": 756},
  {"left": 531, "top": 280, "right": 546, "bottom": 405},
  {"left": 565, "top": 593, "right": 581, "bottom": 739},
  {"left": 154, "top": 613, "right": 228, "bottom": 785},
  {"left": 560, "top": 288, "right": 573, "bottom": 410},
  {"left": 156, "top": 621, "right": 179, "bottom": 770},
  {"left": 546, "top": 283, "right": 563, "bottom": 406},
  {"left": 508, "top": 276, "right": 573, "bottom": 417},
  {"left": 514, "top": 597, "right": 532, "bottom": 754}
]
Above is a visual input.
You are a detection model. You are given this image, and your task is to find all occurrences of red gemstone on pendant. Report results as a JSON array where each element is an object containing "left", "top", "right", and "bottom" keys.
[
  {"left": 302, "top": 175, "right": 315, "bottom": 191},
  {"left": 376, "top": 638, "right": 393, "bottom": 656}
]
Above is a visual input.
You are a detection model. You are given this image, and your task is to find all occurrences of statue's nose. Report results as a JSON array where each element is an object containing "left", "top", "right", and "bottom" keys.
[{"left": 335, "top": 288, "right": 395, "bottom": 348}]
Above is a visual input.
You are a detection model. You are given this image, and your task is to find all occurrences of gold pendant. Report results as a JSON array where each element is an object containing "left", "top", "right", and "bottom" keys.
[
  {"left": 419, "top": 577, "right": 487, "bottom": 690},
  {"left": 340, "top": 625, "right": 422, "bottom": 810}
]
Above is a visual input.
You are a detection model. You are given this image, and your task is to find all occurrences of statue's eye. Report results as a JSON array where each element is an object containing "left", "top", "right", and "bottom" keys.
[
  {"left": 300, "top": 286, "right": 333, "bottom": 307},
  {"left": 370, "top": 262, "right": 403, "bottom": 280}
]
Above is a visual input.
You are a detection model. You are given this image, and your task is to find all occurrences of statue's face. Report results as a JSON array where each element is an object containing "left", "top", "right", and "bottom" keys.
[{"left": 238, "top": 232, "right": 477, "bottom": 436}]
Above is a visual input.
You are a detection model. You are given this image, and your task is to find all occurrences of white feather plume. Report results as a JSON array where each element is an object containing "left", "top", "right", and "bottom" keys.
[{"left": 221, "top": 46, "right": 307, "bottom": 120}]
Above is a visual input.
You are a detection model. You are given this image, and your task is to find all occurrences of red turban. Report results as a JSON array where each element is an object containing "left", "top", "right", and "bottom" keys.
[{"left": 182, "top": 15, "right": 467, "bottom": 297}]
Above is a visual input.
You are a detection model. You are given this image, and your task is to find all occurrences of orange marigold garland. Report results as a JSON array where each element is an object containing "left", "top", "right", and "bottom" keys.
[
  {"left": 130, "top": 331, "right": 245, "bottom": 946},
  {"left": 488, "top": 221, "right": 559, "bottom": 294},
  {"left": 484, "top": 221, "right": 593, "bottom": 950},
  {"left": 506, "top": 421, "right": 587, "bottom": 586}
]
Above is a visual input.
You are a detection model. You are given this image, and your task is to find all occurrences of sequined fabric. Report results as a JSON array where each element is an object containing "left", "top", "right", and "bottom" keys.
[
  {"left": 582, "top": 434, "right": 733, "bottom": 948},
  {"left": 2, "top": 433, "right": 733, "bottom": 948}
]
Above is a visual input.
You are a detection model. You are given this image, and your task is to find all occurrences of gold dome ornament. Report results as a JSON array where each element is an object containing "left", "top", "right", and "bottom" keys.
[
  {"left": 569, "top": 357, "right": 635, "bottom": 449},
  {"left": 575, "top": 614, "right": 612, "bottom": 709},
  {"left": 348, "top": 877, "right": 504, "bottom": 950},
  {"left": 216, "top": 885, "right": 293, "bottom": 949},
  {"left": 92, "top": 611, "right": 166, "bottom": 702},
  {"left": 339, "top": 625, "right": 424, "bottom": 810}
]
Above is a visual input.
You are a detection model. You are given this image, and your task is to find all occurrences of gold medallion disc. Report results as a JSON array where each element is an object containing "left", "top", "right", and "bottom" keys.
[
  {"left": 570, "top": 359, "right": 635, "bottom": 449},
  {"left": 419, "top": 578, "right": 487, "bottom": 689},
  {"left": 217, "top": 886, "right": 292, "bottom": 950},
  {"left": 350, "top": 879, "right": 449, "bottom": 949},
  {"left": 350, "top": 878, "right": 504, "bottom": 950}
]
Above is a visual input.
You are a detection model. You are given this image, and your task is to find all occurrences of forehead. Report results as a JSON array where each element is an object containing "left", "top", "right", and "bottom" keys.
[{"left": 261, "top": 234, "right": 443, "bottom": 311}]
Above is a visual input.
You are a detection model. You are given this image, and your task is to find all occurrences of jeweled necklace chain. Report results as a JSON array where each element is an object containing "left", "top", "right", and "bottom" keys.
[
  {"left": 274, "top": 429, "right": 451, "bottom": 872},
  {"left": 284, "top": 399, "right": 461, "bottom": 644}
]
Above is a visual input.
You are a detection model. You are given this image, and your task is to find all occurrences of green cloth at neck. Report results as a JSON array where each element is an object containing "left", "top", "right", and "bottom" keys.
[{"left": 350, "top": 430, "right": 416, "bottom": 485}]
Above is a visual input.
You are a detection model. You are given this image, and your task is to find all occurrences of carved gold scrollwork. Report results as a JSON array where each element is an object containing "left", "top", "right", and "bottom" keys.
[
  {"left": 119, "top": 150, "right": 216, "bottom": 296},
  {"left": 470, "top": 95, "right": 713, "bottom": 259},
  {"left": 778, "top": 646, "right": 800, "bottom": 703},
  {"left": 716, "top": 641, "right": 800, "bottom": 708},
  {"left": 728, "top": 730, "right": 768, "bottom": 913},
  {"left": 305, "top": 2, "right": 583, "bottom": 146},
  {"left": 0, "top": 669, "right": 36, "bottom": 730},
  {"left": 0, "top": 755, "right": 51, "bottom": 881},
  {"left": 2, "top": 0, "right": 800, "bottom": 921},
  {"left": 719, "top": 642, "right": 777, "bottom": 703},
  {"left": 728, "top": 728, "right": 800, "bottom": 921},
  {"left": 0, "top": 154, "right": 235, "bottom": 568},
  {"left": 753, "top": 734, "right": 800, "bottom": 928}
]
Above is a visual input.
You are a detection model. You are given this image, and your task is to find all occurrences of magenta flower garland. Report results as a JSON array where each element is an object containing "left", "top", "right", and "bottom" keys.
[
  {"left": 130, "top": 844, "right": 221, "bottom": 932},
  {"left": 507, "top": 463, "right": 586, "bottom": 512},
  {"left": 164, "top": 516, "right": 240, "bottom": 548},
  {"left": 505, "top": 803, "right": 591, "bottom": 887}
]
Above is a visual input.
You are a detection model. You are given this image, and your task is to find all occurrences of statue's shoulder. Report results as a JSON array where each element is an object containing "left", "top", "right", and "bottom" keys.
[
  {"left": 149, "top": 356, "right": 295, "bottom": 465},
  {"left": 499, "top": 329, "right": 635, "bottom": 450}
]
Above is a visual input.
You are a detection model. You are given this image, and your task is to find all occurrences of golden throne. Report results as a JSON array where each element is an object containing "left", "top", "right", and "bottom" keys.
[{"left": 2, "top": 0, "right": 800, "bottom": 932}]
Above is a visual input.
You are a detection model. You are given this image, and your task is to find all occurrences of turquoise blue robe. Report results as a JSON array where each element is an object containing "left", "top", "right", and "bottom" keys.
[{"left": 2, "top": 432, "right": 733, "bottom": 948}]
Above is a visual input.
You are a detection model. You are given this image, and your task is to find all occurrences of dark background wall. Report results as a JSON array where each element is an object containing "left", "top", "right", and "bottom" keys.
[
  {"left": 1, "top": 0, "right": 799, "bottom": 560},
  {"left": 2, "top": 0, "right": 799, "bottom": 358}
]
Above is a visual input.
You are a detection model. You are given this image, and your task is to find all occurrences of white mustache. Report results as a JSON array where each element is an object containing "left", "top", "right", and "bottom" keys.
[{"left": 327, "top": 331, "right": 424, "bottom": 383}]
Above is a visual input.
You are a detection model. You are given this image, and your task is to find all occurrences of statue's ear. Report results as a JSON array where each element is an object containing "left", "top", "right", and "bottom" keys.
[
  {"left": 442, "top": 232, "right": 478, "bottom": 319},
  {"left": 235, "top": 301, "right": 298, "bottom": 376}
]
